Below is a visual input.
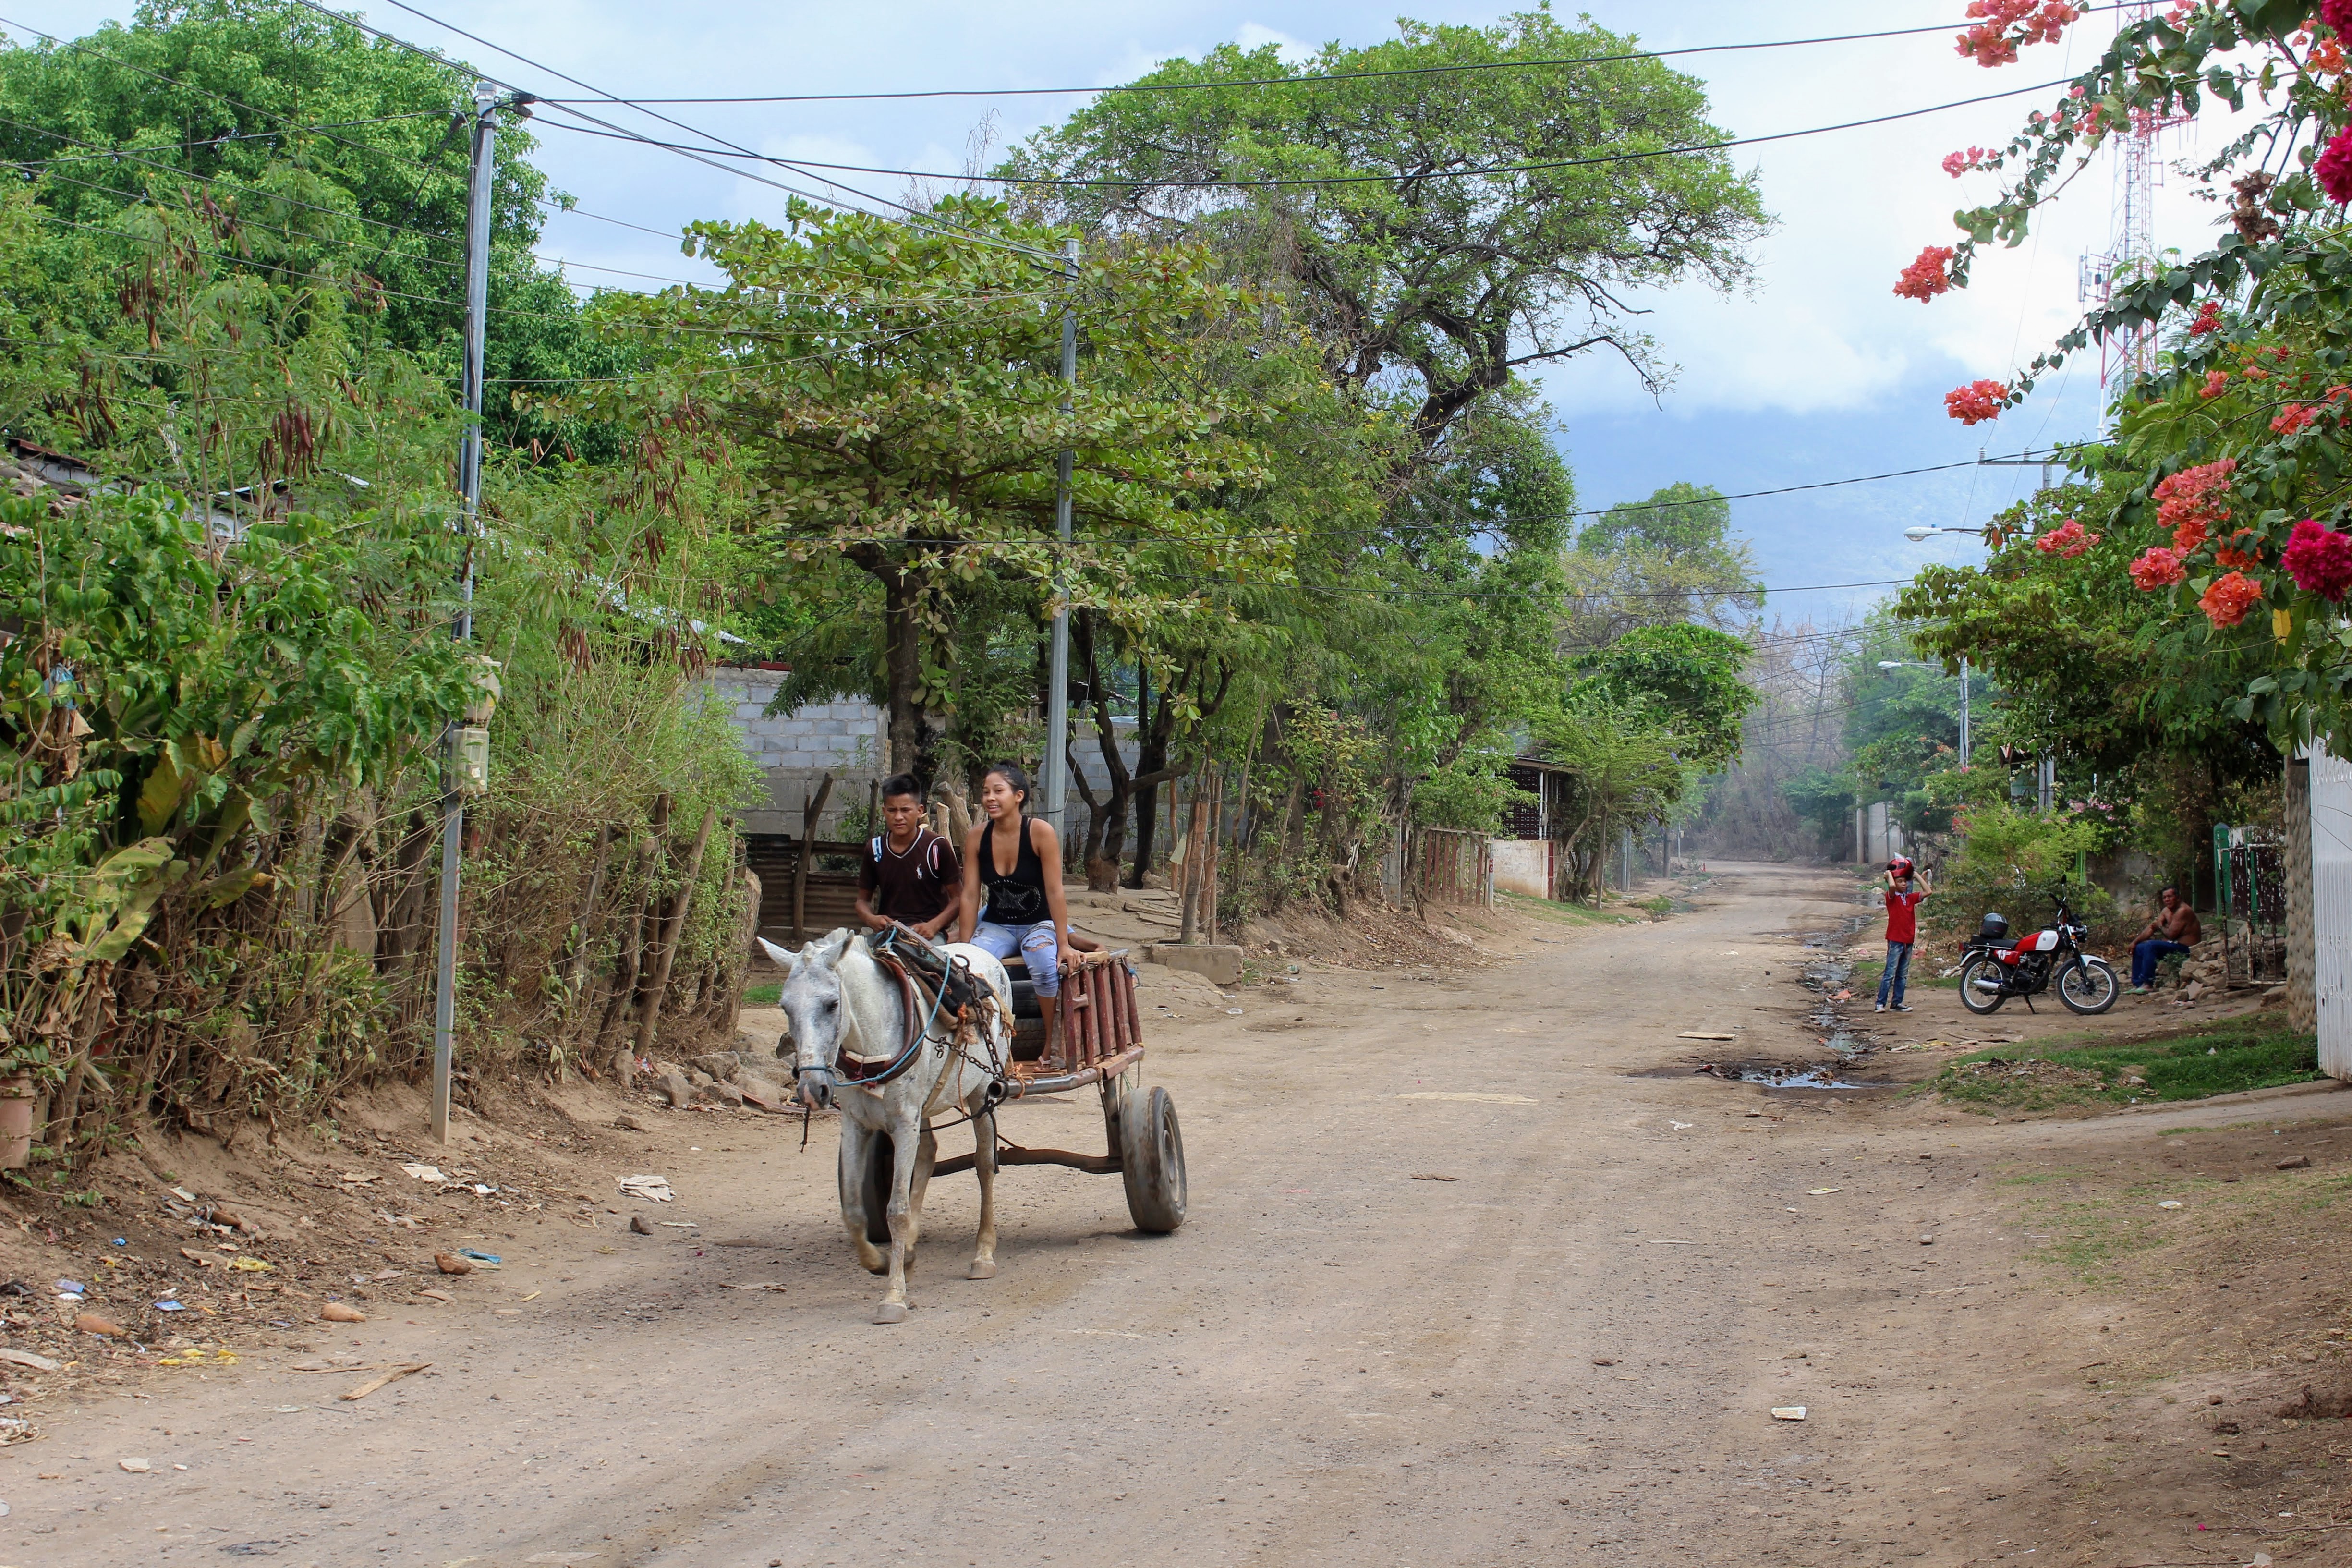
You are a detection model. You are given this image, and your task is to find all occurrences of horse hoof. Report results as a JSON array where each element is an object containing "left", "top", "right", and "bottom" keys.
[
  {"left": 873, "top": 1301, "right": 909, "bottom": 1325},
  {"left": 967, "top": 1259, "right": 997, "bottom": 1280}
]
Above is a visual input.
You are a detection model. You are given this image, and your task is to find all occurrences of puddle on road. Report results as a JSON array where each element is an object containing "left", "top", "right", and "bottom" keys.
[
  {"left": 1696, "top": 1061, "right": 1867, "bottom": 1090},
  {"left": 1693, "top": 901, "right": 1885, "bottom": 1092}
]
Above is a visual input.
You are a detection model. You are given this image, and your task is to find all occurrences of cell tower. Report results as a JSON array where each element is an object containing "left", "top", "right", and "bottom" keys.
[{"left": 2077, "top": 1, "right": 2183, "bottom": 389}]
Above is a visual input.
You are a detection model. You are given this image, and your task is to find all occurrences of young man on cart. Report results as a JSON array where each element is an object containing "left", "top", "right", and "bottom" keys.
[{"left": 854, "top": 773, "right": 962, "bottom": 940}]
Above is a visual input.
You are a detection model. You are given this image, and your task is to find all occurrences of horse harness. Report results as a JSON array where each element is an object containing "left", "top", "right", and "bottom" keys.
[{"left": 804, "top": 925, "right": 1010, "bottom": 1107}]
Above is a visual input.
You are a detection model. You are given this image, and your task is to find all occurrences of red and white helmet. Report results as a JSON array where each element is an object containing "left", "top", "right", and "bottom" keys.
[{"left": 1887, "top": 856, "right": 1916, "bottom": 878}]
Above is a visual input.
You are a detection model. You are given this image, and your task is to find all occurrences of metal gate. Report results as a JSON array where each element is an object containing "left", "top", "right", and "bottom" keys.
[{"left": 2310, "top": 747, "right": 2352, "bottom": 1079}]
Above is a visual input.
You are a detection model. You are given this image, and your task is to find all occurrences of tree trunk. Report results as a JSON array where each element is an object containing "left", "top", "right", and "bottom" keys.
[
  {"left": 1126, "top": 678, "right": 1179, "bottom": 887},
  {"left": 2288, "top": 753, "right": 2316, "bottom": 1033},
  {"left": 882, "top": 569, "right": 924, "bottom": 776}
]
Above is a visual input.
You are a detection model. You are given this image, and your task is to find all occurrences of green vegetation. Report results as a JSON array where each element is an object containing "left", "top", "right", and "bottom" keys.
[
  {"left": 1, "top": 4, "right": 1776, "bottom": 1159},
  {"left": 1926, "top": 1014, "right": 2322, "bottom": 1113},
  {"left": 741, "top": 982, "right": 782, "bottom": 1008}
]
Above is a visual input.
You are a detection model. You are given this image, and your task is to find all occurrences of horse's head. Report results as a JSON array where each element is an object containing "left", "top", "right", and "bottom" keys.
[{"left": 759, "top": 930, "right": 855, "bottom": 1108}]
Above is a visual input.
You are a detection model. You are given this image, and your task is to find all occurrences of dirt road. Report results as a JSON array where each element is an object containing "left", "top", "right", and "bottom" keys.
[{"left": 10, "top": 863, "right": 2350, "bottom": 1567}]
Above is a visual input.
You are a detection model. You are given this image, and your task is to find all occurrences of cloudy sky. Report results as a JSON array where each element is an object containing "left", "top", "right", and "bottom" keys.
[{"left": 21, "top": 0, "right": 2245, "bottom": 622}]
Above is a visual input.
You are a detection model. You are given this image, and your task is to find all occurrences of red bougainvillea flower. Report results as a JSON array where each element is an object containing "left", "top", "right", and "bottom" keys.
[
  {"left": 2320, "top": 126, "right": 2352, "bottom": 205},
  {"left": 2033, "top": 518, "right": 2099, "bottom": 558},
  {"left": 2325, "top": 0, "right": 2352, "bottom": 36},
  {"left": 2152, "top": 459, "right": 2235, "bottom": 550},
  {"left": 2283, "top": 518, "right": 2352, "bottom": 601},
  {"left": 2188, "top": 301, "right": 2223, "bottom": 335},
  {"left": 2199, "top": 571, "right": 2265, "bottom": 628},
  {"left": 1945, "top": 378, "right": 2006, "bottom": 424},
  {"left": 2128, "top": 546, "right": 2188, "bottom": 590},
  {"left": 2200, "top": 370, "right": 2231, "bottom": 399},
  {"left": 1894, "top": 245, "right": 1956, "bottom": 301},
  {"left": 1957, "top": 0, "right": 2079, "bottom": 65},
  {"left": 2215, "top": 531, "right": 2265, "bottom": 571},
  {"left": 2274, "top": 403, "right": 2318, "bottom": 435}
]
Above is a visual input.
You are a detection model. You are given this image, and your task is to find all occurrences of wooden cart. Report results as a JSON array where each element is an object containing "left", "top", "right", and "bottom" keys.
[{"left": 852, "top": 948, "right": 1188, "bottom": 1236}]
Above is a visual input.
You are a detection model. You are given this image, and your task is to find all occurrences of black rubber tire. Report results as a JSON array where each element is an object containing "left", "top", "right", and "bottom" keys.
[
  {"left": 2059, "top": 958, "right": 2120, "bottom": 1015},
  {"left": 1958, "top": 955, "right": 2009, "bottom": 1015},
  {"left": 1119, "top": 1085, "right": 1188, "bottom": 1233},
  {"left": 851, "top": 1133, "right": 892, "bottom": 1245}
]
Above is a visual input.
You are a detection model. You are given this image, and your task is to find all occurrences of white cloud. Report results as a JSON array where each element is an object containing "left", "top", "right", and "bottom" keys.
[{"left": 1234, "top": 21, "right": 1316, "bottom": 64}]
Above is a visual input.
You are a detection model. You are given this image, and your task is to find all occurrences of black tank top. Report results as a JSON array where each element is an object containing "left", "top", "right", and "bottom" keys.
[{"left": 978, "top": 816, "right": 1048, "bottom": 924}]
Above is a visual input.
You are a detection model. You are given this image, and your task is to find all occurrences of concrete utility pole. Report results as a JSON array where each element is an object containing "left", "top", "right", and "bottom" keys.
[
  {"left": 1039, "top": 238, "right": 1079, "bottom": 838},
  {"left": 432, "top": 83, "right": 502, "bottom": 1146}
]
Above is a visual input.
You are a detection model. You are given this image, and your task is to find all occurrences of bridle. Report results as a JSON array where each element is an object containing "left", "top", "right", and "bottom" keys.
[{"left": 792, "top": 931, "right": 1002, "bottom": 1111}]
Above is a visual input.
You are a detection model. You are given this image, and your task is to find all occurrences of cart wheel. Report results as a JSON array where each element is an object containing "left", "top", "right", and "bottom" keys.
[
  {"left": 847, "top": 1133, "right": 892, "bottom": 1246},
  {"left": 1119, "top": 1086, "right": 1187, "bottom": 1233}
]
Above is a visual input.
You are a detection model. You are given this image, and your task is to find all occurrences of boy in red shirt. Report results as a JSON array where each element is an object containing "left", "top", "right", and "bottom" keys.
[{"left": 1875, "top": 856, "right": 1930, "bottom": 1013}]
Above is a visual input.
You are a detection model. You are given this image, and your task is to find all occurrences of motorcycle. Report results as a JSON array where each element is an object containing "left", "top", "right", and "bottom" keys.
[{"left": 1957, "top": 905, "right": 2118, "bottom": 1016}]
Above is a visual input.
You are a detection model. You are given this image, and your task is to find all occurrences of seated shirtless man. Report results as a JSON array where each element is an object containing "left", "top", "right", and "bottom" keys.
[{"left": 2128, "top": 884, "right": 2203, "bottom": 995}]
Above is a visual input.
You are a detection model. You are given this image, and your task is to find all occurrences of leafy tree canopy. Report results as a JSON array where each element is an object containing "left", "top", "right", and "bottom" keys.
[{"left": 999, "top": 5, "right": 1769, "bottom": 456}]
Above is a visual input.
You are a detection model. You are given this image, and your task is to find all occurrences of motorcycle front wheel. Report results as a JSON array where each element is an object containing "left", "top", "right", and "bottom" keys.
[
  {"left": 2058, "top": 957, "right": 2120, "bottom": 1015},
  {"left": 1959, "top": 955, "right": 2010, "bottom": 1015}
]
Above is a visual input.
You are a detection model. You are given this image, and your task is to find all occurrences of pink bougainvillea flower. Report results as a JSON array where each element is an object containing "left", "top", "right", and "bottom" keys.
[
  {"left": 2200, "top": 370, "right": 2231, "bottom": 399},
  {"left": 2188, "top": 301, "right": 2223, "bottom": 336},
  {"left": 2129, "top": 546, "right": 2188, "bottom": 591},
  {"left": 2326, "top": 0, "right": 2352, "bottom": 36},
  {"left": 1941, "top": 146, "right": 1991, "bottom": 178},
  {"left": 2320, "top": 126, "right": 2352, "bottom": 205},
  {"left": 2199, "top": 571, "right": 2265, "bottom": 628},
  {"left": 1945, "top": 378, "right": 2007, "bottom": 424},
  {"left": 2033, "top": 518, "right": 2099, "bottom": 558},
  {"left": 2274, "top": 403, "right": 2318, "bottom": 435},
  {"left": 1894, "top": 245, "right": 1956, "bottom": 301},
  {"left": 2283, "top": 518, "right": 2352, "bottom": 601},
  {"left": 1957, "top": 0, "right": 2080, "bottom": 66},
  {"left": 2152, "top": 459, "right": 2234, "bottom": 552},
  {"left": 2215, "top": 531, "right": 2265, "bottom": 571}
]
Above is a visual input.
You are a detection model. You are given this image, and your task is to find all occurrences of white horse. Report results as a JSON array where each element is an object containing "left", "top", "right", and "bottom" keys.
[{"left": 758, "top": 929, "right": 1012, "bottom": 1324}]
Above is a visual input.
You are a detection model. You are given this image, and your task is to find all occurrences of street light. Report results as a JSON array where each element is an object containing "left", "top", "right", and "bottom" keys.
[
  {"left": 1903, "top": 523, "right": 1991, "bottom": 542},
  {"left": 1876, "top": 658, "right": 1970, "bottom": 764}
]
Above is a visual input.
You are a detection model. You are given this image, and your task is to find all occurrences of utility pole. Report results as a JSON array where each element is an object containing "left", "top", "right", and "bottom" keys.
[
  {"left": 1958, "top": 657, "right": 1971, "bottom": 766},
  {"left": 1039, "top": 238, "right": 1079, "bottom": 839},
  {"left": 431, "top": 82, "right": 502, "bottom": 1146}
]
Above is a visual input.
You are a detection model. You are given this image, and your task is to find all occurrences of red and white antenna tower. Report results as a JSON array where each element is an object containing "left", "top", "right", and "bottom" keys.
[{"left": 2078, "top": 1, "right": 2187, "bottom": 387}]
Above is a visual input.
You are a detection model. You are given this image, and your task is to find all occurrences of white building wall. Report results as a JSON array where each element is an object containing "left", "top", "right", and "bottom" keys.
[{"left": 2310, "top": 746, "right": 2352, "bottom": 1080}]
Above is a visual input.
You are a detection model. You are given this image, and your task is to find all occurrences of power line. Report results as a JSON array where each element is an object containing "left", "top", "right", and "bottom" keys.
[
  {"left": 533, "top": 76, "right": 2073, "bottom": 191},
  {"left": 287, "top": 0, "right": 1068, "bottom": 267},
  {"left": 530, "top": 6, "right": 2133, "bottom": 105}
]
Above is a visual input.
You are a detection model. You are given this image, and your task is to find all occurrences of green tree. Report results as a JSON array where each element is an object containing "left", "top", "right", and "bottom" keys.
[
  {"left": 1562, "top": 482, "right": 1763, "bottom": 645},
  {"left": 0, "top": 0, "right": 633, "bottom": 457},
  {"left": 1001, "top": 8, "right": 1768, "bottom": 460},
  {"left": 1570, "top": 622, "right": 1755, "bottom": 774},
  {"left": 585, "top": 198, "right": 1287, "bottom": 778}
]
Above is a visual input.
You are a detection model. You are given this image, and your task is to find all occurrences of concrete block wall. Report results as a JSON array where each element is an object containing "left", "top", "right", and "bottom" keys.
[
  {"left": 705, "top": 668, "right": 886, "bottom": 837},
  {"left": 705, "top": 667, "right": 1149, "bottom": 835}
]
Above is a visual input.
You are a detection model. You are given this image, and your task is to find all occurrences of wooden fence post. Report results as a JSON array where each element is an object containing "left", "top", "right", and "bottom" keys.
[{"left": 792, "top": 772, "right": 835, "bottom": 944}]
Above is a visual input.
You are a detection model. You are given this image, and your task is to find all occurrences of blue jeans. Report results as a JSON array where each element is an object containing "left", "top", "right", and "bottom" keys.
[
  {"left": 1877, "top": 941, "right": 1912, "bottom": 1007},
  {"left": 2132, "top": 938, "right": 2190, "bottom": 987},
  {"left": 971, "top": 921, "right": 1063, "bottom": 997}
]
